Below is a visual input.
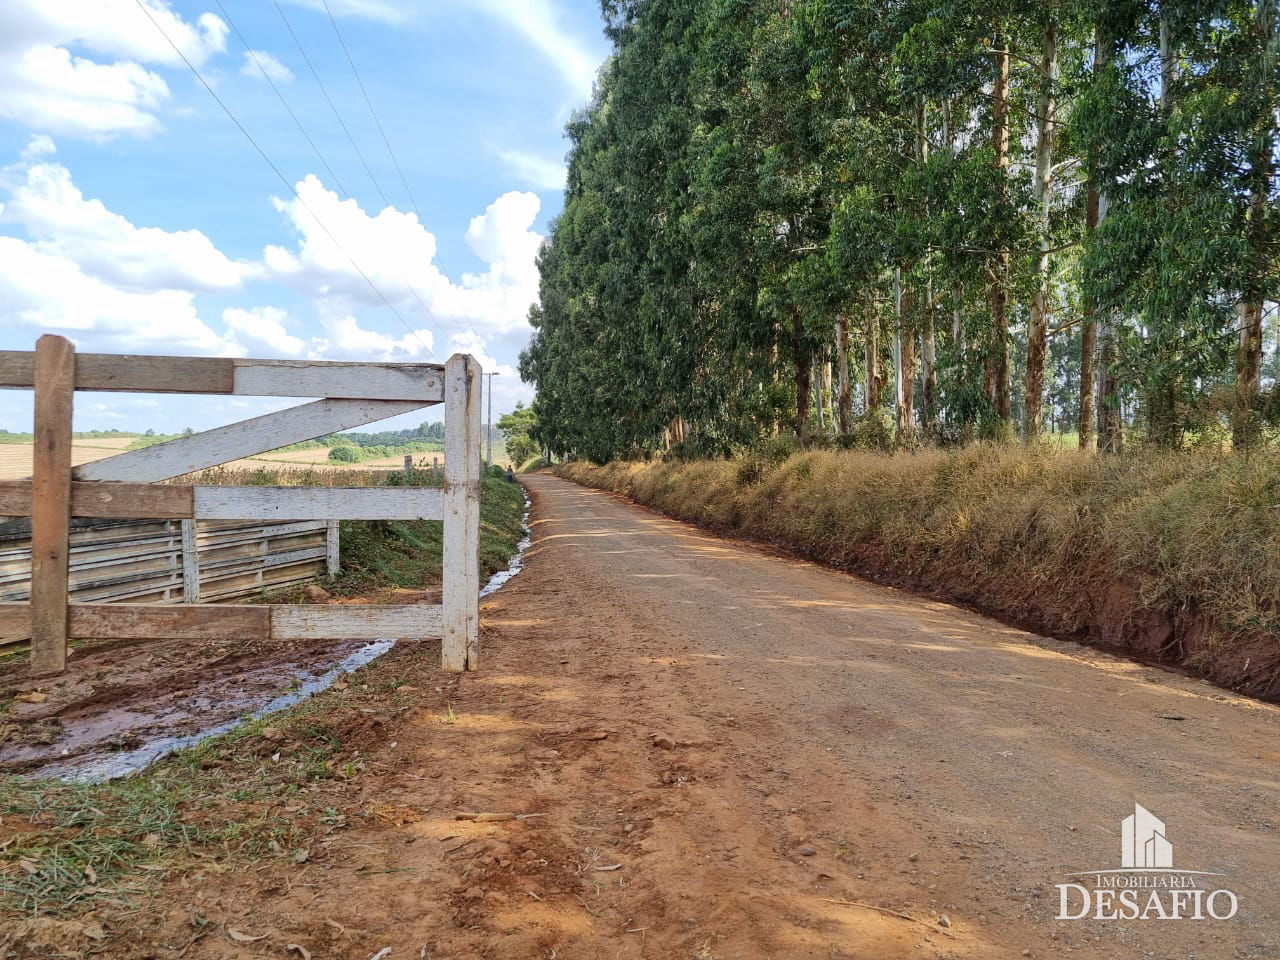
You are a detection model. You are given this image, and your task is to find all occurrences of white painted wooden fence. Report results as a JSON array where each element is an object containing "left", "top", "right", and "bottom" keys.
[{"left": 0, "top": 338, "right": 482, "bottom": 673}]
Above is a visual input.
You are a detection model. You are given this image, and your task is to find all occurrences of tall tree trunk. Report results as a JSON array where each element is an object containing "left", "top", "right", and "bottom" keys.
[
  {"left": 916, "top": 95, "right": 938, "bottom": 441},
  {"left": 770, "top": 322, "right": 781, "bottom": 436},
  {"left": 836, "top": 314, "right": 852, "bottom": 432},
  {"left": 1024, "top": 19, "right": 1058, "bottom": 440},
  {"left": 815, "top": 358, "right": 826, "bottom": 434},
  {"left": 893, "top": 267, "right": 916, "bottom": 442},
  {"left": 922, "top": 292, "right": 937, "bottom": 440},
  {"left": 1095, "top": 26, "right": 1122, "bottom": 454},
  {"left": 1234, "top": 0, "right": 1276, "bottom": 448},
  {"left": 1079, "top": 28, "right": 1105, "bottom": 452},
  {"left": 1079, "top": 180, "right": 1099, "bottom": 450},
  {"left": 821, "top": 360, "right": 834, "bottom": 432},
  {"left": 989, "top": 27, "right": 1012, "bottom": 425},
  {"left": 865, "top": 304, "right": 882, "bottom": 413},
  {"left": 794, "top": 315, "right": 810, "bottom": 439}
]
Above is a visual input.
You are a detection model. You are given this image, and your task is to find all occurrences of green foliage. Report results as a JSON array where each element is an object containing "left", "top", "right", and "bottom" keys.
[
  {"left": 521, "top": 0, "right": 1279, "bottom": 457},
  {"left": 327, "top": 445, "right": 361, "bottom": 463},
  {"left": 497, "top": 402, "right": 539, "bottom": 467}
]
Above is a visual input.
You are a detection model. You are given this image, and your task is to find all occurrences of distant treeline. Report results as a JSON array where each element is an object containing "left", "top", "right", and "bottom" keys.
[
  {"left": 0, "top": 429, "right": 141, "bottom": 444},
  {"left": 119, "top": 422, "right": 447, "bottom": 461}
]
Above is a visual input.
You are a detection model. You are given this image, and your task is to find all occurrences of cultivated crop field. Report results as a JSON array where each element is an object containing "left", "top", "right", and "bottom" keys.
[
  {"left": 0, "top": 437, "right": 136, "bottom": 480},
  {"left": 0, "top": 441, "right": 446, "bottom": 480}
]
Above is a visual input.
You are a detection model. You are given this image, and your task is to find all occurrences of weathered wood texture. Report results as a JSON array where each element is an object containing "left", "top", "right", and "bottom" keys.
[
  {"left": 325, "top": 520, "right": 340, "bottom": 578},
  {"left": 0, "top": 352, "right": 444, "bottom": 401},
  {"left": 30, "top": 335, "right": 75, "bottom": 673},
  {"left": 1, "top": 482, "right": 442, "bottom": 521},
  {"left": 269, "top": 604, "right": 443, "bottom": 640},
  {"left": 194, "top": 486, "right": 443, "bottom": 521},
  {"left": 180, "top": 519, "right": 200, "bottom": 603},
  {"left": 442, "top": 353, "right": 482, "bottom": 671},
  {"left": 77, "top": 398, "right": 429, "bottom": 483},
  {"left": 0, "top": 481, "right": 192, "bottom": 518},
  {"left": 0, "top": 602, "right": 443, "bottom": 642},
  {"left": 0, "top": 519, "right": 328, "bottom": 606}
]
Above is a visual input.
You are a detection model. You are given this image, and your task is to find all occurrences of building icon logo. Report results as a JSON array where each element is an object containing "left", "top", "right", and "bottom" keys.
[
  {"left": 1053, "top": 802, "right": 1240, "bottom": 921},
  {"left": 1121, "top": 803, "right": 1173, "bottom": 869}
]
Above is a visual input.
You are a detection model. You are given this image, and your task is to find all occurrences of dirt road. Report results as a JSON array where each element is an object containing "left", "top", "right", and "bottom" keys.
[{"left": 96, "top": 473, "right": 1278, "bottom": 960}]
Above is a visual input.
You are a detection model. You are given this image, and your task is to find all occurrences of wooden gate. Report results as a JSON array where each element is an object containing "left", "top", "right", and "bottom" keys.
[{"left": 0, "top": 334, "right": 482, "bottom": 673}]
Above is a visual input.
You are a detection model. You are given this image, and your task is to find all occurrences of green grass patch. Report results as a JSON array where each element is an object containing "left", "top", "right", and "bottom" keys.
[
  {"left": 328, "top": 466, "right": 526, "bottom": 595},
  {"left": 0, "top": 643, "right": 442, "bottom": 918}
]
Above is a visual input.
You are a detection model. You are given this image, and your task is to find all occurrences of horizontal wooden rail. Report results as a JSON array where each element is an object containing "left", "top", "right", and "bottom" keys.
[
  {"left": 0, "top": 483, "right": 444, "bottom": 521},
  {"left": 76, "top": 397, "right": 432, "bottom": 484},
  {"left": 0, "top": 352, "right": 444, "bottom": 402},
  {"left": 0, "top": 602, "right": 444, "bottom": 642}
]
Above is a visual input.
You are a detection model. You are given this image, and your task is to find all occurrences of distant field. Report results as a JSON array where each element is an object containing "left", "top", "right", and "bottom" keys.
[
  {"left": 0, "top": 436, "right": 136, "bottom": 480},
  {"left": 0, "top": 440, "right": 447, "bottom": 480}
]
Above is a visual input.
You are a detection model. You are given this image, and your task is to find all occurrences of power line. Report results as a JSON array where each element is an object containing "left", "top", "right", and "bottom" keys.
[
  {"left": 315, "top": 0, "right": 481, "bottom": 351},
  {"left": 266, "top": 0, "right": 466, "bottom": 348},
  {"left": 212, "top": 0, "right": 445, "bottom": 351},
  {"left": 213, "top": 0, "right": 349, "bottom": 198},
  {"left": 272, "top": 0, "right": 391, "bottom": 210},
  {"left": 132, "top": 0, "right": 437, "bottom": 359},
  {"left": 321, "top": 0, "right": 423, "bottom": 225}
]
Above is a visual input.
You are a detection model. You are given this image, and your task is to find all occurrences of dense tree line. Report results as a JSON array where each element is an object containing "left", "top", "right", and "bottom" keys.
[{"left": 520, "top": 0, "right": 1279, "bottom": 461}]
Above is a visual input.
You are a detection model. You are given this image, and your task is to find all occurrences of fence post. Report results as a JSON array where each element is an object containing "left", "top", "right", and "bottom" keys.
[
  {"left": 432, "top": 457, "right": 439, "bottom": 483},
  {"left": 30, "top": 334, "right": 75, "bottom": 674},
  {"left": 442, "top": 354, "right": 481, "bottom": 671},
  {"left": 325, "top": 519, "right": 340, "bottom": 577},
  {"left": 181, "top": 520, "right": 201, "bottom": 603},
  {"left": 403, "top": 453, "right": 412, "bottom": 480}
]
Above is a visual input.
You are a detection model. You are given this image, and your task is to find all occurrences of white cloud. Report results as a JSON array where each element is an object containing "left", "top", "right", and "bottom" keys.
[
  {"left": 0, "top": 1, "right": 227, "bottom": 139},
  {"left": 499, "top": 149, "right": 566, "bottom": 192},
  {"left": 265, "top": 177, "right": 543, "bottom": 337},
  {"left": 0, "top": 141, "right": 542, "bottom": 416},
  {"left": 474, "top": 0, "right": 600, "bottom": 101},
  {"left": 0, "top": 237, "right": 230, "bottom": 354},
  {"left": 241, "top": 50, "right": 293, "bottom": 83},
  {"left": 312, "top": 314, "right": 435, "bottom": 360},
  {"left": 223, "top": 307, "right": 307, "bottom": 357},
  {"left": 0, "top": 138, "right": 256, "bottom": 292}
]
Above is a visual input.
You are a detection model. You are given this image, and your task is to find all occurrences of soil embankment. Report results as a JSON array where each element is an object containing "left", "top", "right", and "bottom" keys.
[{"left": 556, "top": 449, "right": 1280, "bottom": 699}]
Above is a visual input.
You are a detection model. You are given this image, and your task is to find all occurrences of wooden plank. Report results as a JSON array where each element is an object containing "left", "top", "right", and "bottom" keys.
[
  {"left": 181, "top": 520, "right": 200, "bottom": 603},
  {"left": 326, "top": 520, "right": 339, "bottom": 577},
  {"left": 77, "top": 398, "right": 430, "bottom": 483},
  {"left": 442, "top": 353, "right": 482, "bottom": 671},
  {"left": 0, "top": 351, "right": 232, "bottom": 394},
  {"left": 231, "top": 359, "right": 443, "bottom": 401},
  {"left": 0, "top": 482, "right": 194, "bottom": 519},
  {"left": 193, "top": 486, "right": 443, "bottom": 521},
  {"left": 0, "top": 603, "right": 269, "bottom": 640},
  {"left": 1, "top": 601, "right": 439, "bottom": 641},
  {"left": 0, "top": 352, "right": 444, "bottom": 401},
  {"left": 270, "top": 604, "right": 443, "bottom": 640},
  {"left": 30, "top": 335, "right": 75, "bottom": 674}
]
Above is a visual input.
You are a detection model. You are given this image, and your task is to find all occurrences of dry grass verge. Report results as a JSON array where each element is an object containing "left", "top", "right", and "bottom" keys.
[{"left": 556, "top": 447, "right": 1280, "bottom": 698}]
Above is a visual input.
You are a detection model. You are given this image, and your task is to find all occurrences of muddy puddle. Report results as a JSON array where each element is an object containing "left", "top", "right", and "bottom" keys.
[{"left": 0, "top": 494, "right": 532, "bottom": 782}]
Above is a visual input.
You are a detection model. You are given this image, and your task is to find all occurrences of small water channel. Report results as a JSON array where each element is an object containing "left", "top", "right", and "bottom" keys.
[{"left": 29, "top": 493, "right": 534, "bottom": 783}]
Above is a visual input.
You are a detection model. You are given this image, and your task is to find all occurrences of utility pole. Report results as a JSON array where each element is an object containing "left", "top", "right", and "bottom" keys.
[{"left": 483, "top": 371, "right": 499, "bottom": 465}]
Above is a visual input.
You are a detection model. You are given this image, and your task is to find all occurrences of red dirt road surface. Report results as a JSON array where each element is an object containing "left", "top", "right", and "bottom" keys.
[{"left": 36, "top": 473, "right": 1278, "bottom": 959}]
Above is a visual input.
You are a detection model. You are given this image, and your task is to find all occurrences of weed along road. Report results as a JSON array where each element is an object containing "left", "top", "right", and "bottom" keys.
[{"left": 71, "top": 473, "right": 1277, "bottom": 960}]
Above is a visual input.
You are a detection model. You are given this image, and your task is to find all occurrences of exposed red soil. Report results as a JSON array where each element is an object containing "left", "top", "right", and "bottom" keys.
[{"left": 2, "top": 475, "right": 1278, "bottom": 959}]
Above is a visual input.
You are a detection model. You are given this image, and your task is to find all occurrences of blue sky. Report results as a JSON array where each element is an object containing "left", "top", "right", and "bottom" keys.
[{"left": 0, "top": 0, "right": 609, "bottom": 434}]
